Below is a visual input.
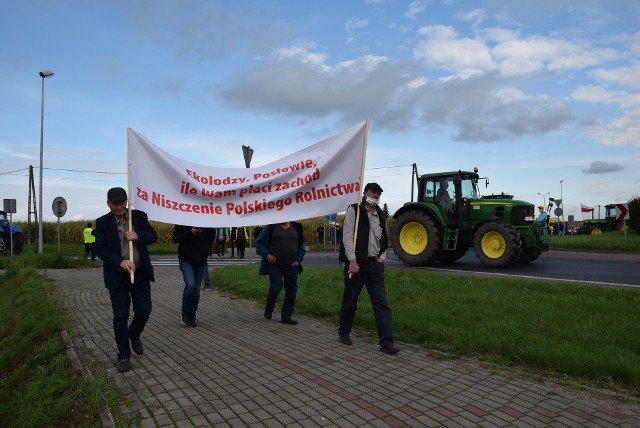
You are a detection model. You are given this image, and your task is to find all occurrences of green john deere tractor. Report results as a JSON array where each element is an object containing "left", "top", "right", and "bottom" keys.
[
  {"left": 392, "top": 166, "right": 548, "bottom": 268},
  {"left": 576, "top": 204, "right": 622, "bottom": 235}
]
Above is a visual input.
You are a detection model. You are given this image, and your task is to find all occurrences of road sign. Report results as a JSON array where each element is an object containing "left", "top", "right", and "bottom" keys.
[
  {"left": 324, "top": 213, "right": 336, "bottom": 221},
  {"left": 554, "top": 208, "right": 563, "bottom": 217},
  {"left": 242, "top": 145, "right": 253, "bottom": 168},
  {"left": 3, "top": 199, "right": 16, "bottom": 213},
  {"left": 52, "top": 197, "right": 67, "bottom": 218},
  {"left": 615, "top": 203, "right": 629, "bottom": 222}
]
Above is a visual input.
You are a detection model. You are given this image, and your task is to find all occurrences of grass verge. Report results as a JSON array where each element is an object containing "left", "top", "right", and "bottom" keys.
[
  {"left": 215, "top": 264, "right": 640, "bottom": 392},
  {"left": 549, "top": 230, "right": 640, "bottom": 251},
  {"left": 0, "top": 268, "right": 104, "bottom": 427}
]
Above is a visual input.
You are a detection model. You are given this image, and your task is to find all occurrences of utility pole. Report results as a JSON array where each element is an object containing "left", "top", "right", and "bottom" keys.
[{"left": 27, "top": 165, "right": 38, "bottom": 245}]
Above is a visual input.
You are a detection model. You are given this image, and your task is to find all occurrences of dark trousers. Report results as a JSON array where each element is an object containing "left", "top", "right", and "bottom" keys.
[
  {"left": 216, "top": 241, "right": 226, "bottom": 257},
  {"left": 339, "top": 258, "right": 393, "bottom": 345},
  {"left": 84, "top": 242, "right": 95, "bottom": 260},
  {"left": 108, "top": 274, "right": 152, "bottom": 360},
  {"left": 229, "top": 240, "right": 235, "bottom": 256},
  {"left": 265, "top": 264, "right": 299, "bottom": 320},
  {"left": 236, "top": 240, "right": 246, "bottom": 258}
]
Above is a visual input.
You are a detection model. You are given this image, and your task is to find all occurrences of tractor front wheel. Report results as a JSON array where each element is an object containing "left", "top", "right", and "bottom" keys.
[
  {"left": 392, "top": 210, "right": 441, "bottom": 266},
  {"left": 589, "top": 225, "right": 604, "bottom": 235},
  {"left": 473, "top": 221, "right": 520, "bottom": 268}
]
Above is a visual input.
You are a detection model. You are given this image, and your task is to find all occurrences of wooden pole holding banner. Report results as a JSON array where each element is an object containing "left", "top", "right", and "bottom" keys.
[
  {"left": 127, "top": 129, "right": 134, "bottom": 284},
  {"left": 349, "top": 119, "right": 370, "bottom": 278}
]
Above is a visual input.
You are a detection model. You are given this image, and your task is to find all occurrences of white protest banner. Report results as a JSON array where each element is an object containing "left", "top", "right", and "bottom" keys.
[{"left": 128, "top": 121, "right": 367, "bottom": 227}]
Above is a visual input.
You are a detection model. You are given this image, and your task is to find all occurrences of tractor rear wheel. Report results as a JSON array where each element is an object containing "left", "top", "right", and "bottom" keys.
[
  {"left": 473, "top": 221, "right": 520, "bottom": 268},
  {"left": 0, "top": 238, "right": 6, "bottom": 256},
  {"left": 392, "top": 210, "right": 441, "bottom": 266}
]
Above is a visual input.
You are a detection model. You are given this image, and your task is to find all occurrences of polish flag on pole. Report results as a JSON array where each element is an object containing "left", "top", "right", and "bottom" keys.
[{"left": 580, "top": 203, "right": 594, "bottom": 212}]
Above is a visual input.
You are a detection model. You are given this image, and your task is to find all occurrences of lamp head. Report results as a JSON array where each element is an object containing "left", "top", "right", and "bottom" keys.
[{"left": 39, "top": 70, "right": 54, "bottom": 78}]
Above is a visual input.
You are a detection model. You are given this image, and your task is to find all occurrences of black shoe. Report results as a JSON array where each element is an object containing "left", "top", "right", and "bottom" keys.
[
  {"left": 339, "top": 334, "right": 353, "bottom": 345},
  {"left": 181, "top": 315, "right": 189, "bottom": 326},
  {"left": 130, "top": 338, "right": 144, "bottom": 355},
  {"left": 380, "top": 343, "right": 400, "bottom": 354},
  {"left": 117, "top": 358, "right": 131, "bottom": 372},
  {"left": 264, "top": 312, "right": 272, "bottom": 320},
  {"left": 281, "top": 319, "right": 298, "bottom": 325},
  {"left": 189, "top": 318, "right": 198, "bottom": 327}
]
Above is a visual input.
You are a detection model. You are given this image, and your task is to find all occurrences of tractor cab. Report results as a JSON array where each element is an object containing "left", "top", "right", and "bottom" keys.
[{"left": 418, "top": 171, "right": 479, "bottom": 227}]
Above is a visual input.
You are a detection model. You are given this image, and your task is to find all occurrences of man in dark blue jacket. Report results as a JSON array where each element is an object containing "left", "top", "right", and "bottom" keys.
[{"left": 95, "top": 187, "right": 157, "bottom": 373}]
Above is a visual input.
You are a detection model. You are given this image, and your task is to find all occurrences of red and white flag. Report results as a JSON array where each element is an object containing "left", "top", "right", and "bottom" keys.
[
  {"left": 580, "top": 203, "right": 594, "bottom": 212},
  {"left": 128, "top": 121, "right": 367, "bottom": 227}
]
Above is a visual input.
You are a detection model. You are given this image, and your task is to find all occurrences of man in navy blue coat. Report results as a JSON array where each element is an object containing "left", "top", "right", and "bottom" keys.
[{"left": 95, "top": 187, "right": 157, "bottom": 373}]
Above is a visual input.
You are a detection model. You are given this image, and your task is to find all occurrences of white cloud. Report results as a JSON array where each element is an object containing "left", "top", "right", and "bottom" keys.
[
  {"left": 405, "top": 1, "right": 427, "bottom": 19},
  {"left": 591, "top": 64, "right": 640, "bottom": 90},
  {"left": 493, "top": 37, "right": 618, "bottom": 76},
  {"left": 414, "top": 25, "right": 496, "bottom": 75},
  {"left": 345, "top": 18, "right": 368, "bottom": 34}
]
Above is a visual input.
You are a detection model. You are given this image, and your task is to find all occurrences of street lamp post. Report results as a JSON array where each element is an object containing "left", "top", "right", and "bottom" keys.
[
  {"left": 560, "top": 180, "right": 564, "bottom": 222},
  {"left": 537, "top": 191, "right": 550, "bottom": 208},
  {"left": 38, "top": 70, "right": 54, "bottom": 254}
]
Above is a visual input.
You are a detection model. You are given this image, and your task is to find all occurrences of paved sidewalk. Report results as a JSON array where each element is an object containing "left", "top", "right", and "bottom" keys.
[{"left": 50, "top": 267, "right": 640, "bottom": 427}]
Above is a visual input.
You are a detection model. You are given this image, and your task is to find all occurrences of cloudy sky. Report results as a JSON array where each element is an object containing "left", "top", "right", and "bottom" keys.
[{"left": 1, "top": 0, "right": 639, "bottom": 223}]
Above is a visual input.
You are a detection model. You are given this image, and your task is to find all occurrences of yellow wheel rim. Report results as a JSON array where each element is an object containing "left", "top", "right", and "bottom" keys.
[
  {"left": 590, "top": 228, "right": 602, "bottom": 235},
  {"left": 399, "top": 222, "right": 427, "bottom": 256},
  {"left": 480, "top": 231, "right": 506, "bottom": 259}
]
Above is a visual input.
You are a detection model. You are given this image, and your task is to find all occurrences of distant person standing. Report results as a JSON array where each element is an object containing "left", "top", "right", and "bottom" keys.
[
  {"left": 215, "top": 227, "right": 227, "bottom": 258},
  {"left": 235, "top": 226, "right": 249, "bottom": 258},
  {"left": 316, "top": 225, "right": 324, "bottom": 244},
  {"left": 536, "top": 206, "right": 548, "bottom": 224},
  {"left": 95, "top": 187, "right": 157, "bottom": 373},
  {"left": 83, "top": 222, "right": 96, "bottom": 261},
  {"left": 173, "top": 225, "right": 215, "bottom": 326},
  {"left": 256, "top": 221, "right": 305, "bottom": 325},
  {"left": 228, "top": 227, "right": 236, "bottom": 258},
  {"left": 338, "top": 183, "right": 398, "bottom": 354}
]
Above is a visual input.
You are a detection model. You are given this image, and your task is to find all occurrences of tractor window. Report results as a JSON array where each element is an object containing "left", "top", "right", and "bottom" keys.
[
  {"left": 460, "top": 179, "right": 477, "bottom": 199},
  {"left": 423, "top": 180, "right": 436, "bottom": 202}
]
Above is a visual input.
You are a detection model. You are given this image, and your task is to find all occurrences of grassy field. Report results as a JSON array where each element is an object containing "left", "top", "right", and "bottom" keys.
[
  {"left": 548, "top": 229, "right": 640, "bottom": 251},
  {"left": 216, "top": 264, "right": 640, "bottom": 392},
  {"left": 0, "top": 268, "right": 105, "bottom": 427}
]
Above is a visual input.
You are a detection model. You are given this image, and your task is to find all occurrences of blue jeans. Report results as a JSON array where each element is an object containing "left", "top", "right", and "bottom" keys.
[
  {"left": 108, "top": 275, "right": 152, "bottom": 360},
  {"left": 203, "top": 264, "right": 212, "bottom": 288},
  {"left": 179, "top": 262, "right": 207, "bottom": 320},
  {"left": 265, "top": 264, "right": 299, "bottom": 320}
]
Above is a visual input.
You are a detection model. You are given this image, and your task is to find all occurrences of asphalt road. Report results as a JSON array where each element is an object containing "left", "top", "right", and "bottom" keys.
[
  {"left": 383, "top": 249, "right": 640, "bottom": 288},
  {"left": 152, "top": 248, "right": 640, "bottom": 288}
]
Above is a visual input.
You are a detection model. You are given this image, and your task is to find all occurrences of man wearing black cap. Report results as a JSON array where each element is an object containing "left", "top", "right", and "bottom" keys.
[
  {"left": 338, "top": 182, "right": 399, "bottom": 354},
  {"left": 95, "top": 187, "right": 157, "bottom": 373}
]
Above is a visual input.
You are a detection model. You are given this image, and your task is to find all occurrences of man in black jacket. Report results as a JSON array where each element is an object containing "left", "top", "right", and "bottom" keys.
[
  {"left": 338, "top": 183, "right": 398, "bottom": 354},
  {"left": 95, "top": 187, "right": 157, "bottom": 372},
  {"left": 173, "top": 225, "right": 215, "bottom": 327}
]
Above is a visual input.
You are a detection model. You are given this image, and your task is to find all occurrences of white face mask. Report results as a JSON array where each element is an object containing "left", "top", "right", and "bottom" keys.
[{"left": 366, "top": 196, "right": 380, "bottom": 206}]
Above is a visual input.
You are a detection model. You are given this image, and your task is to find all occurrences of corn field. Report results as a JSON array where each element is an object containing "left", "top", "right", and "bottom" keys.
[{"left": 10, "top": 215, "right": 380, "bottom": 246}]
